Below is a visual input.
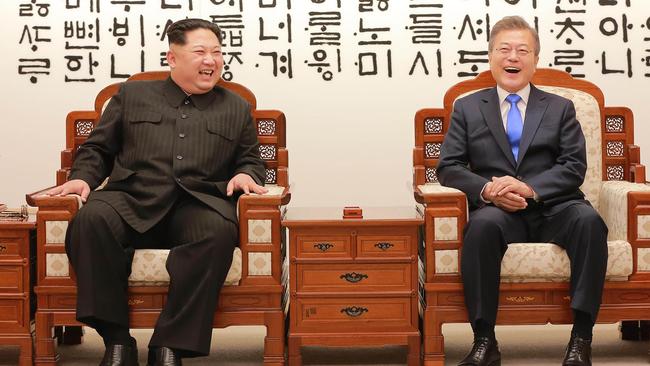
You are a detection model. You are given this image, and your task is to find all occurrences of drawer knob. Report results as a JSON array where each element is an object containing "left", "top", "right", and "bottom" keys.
[
  {"left": 340, "top": 272, "right": 368, "bottom": 283},
  {"left": 314, "top": 243, "right": 334, "bottom": 251},
  {"left": 374, "top": 242, "right": 394, "bottom": 251},
  {"left": 0, "top": 245, "right": 6, "bottom": 253},
  {"left": 340, "top": 306, "right": 368, "bottom": 318}
]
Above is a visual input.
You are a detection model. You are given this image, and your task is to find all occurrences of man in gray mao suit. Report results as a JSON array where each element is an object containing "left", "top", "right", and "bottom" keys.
[
  {"left": 48, "top": 19, "right": 267, "bottom": 366},
  {"left": 437, "top": 16, "right": 607, "bottom": 366}
]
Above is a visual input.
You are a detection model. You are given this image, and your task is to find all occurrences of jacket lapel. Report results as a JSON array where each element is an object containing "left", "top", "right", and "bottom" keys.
[
  {"left": 479, "top": 88, "right": 517, "bottom": 168},
  {"left": 517, "top": 85, "right": 549, "bottom": 166}
]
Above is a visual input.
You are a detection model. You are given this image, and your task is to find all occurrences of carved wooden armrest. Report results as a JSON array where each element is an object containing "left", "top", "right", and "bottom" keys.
[
  {"left": 236, "top": 186, "right": 290, "bottom": 285},
  {"left": 414, "top": 184, "right": 467, "bottom": 283}
]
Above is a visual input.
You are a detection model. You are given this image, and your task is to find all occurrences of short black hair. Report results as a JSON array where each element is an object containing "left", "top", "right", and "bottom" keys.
[{"left": 167, "top": 18, "right": 222, "bottom": 45}]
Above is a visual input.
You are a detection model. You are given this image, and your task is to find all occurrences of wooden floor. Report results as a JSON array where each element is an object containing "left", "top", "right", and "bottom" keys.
[{"left": 0, "top": 323, "right": 647, "bottom": 365}]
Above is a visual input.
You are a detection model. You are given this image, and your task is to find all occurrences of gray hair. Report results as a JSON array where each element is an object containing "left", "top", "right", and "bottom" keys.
[{"left": 489, "top": 16, "right": 540, "bottom": 56}]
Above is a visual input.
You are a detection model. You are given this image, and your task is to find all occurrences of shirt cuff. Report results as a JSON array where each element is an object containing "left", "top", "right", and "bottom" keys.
[{"left": 479, "top": 182, "right": 491, "bottom": 203}]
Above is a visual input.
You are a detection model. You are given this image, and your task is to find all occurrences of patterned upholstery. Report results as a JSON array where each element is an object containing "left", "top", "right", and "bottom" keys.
[
  {"left": 129, "top": 248, "right": 243, "bottom": 286},
  {"left": 433, "top": 241, "right": 632, "bottom": 281},
  {"left": 638, "top": 248, "right": 650, "bottom": 272},
  {"left": 501, "top": 240, "right": 631, "bottom": 282},
  {"left": 600, "top": 181, "right": 650, "bottom": 241}
]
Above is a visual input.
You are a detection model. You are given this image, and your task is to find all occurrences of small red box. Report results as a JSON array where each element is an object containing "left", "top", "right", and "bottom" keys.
[{"left": 343, "top": 206, "right": 363, "bottom": 219}]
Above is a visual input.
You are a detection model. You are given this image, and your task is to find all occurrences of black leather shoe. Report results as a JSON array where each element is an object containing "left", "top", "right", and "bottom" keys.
[
  {"left": 562, "top": 336, "right": 592, "bottom": 366},
  {"left": 458, "top": 336, "right": 501, "bottom": 366},
  {"left": 147, "top": 347, "right": 182, "bottom": 366},
  {"left": 99, "top": 343, "right": 139, "bottom": 366}
]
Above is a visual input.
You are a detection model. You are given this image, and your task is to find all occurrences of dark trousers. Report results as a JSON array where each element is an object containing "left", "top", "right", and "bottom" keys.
[
  {"left": 461, "top": 201, "right": 608, "bottom": 329},
  {"left": 65, "top": 195, "right": 237, "bottom": 357}
]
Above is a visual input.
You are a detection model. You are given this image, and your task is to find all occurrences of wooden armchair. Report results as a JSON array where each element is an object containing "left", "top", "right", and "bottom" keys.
[
  {"left": 413, "top": 69, "right": 650, "bottom": 365},
  {"left": 26, "top": 71, "right": 291, "bottom": 365}
]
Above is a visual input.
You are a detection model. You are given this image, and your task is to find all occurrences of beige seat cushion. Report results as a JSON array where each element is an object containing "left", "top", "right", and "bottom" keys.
[
  {"left": 128, "top": 247, "right": 242, "bottom": 286},
  {"left": 501, "top": 240, "right": 632, "bottom": 282}
]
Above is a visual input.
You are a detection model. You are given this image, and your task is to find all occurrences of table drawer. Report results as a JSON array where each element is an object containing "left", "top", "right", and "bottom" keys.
[
  {"left": 296, "top": 263, "right": 412, "bottom": 293},
  {"left": 0, "top": 265, "right": 24, "bottom": 293},
  {"left": 357, "top": 235, "right": 412, "bottom": 258},
  {"left": 296, "top": 235, "right": 352, "bottom": 258},
  {"left": 0, "top": 298, "right": 26, "bottom": 332},
  {"left": 0, "top": 237, "right": 25, "bottom": 259},
  {"left": 294, "top": 297, "right": 413, "bottom": 332}
]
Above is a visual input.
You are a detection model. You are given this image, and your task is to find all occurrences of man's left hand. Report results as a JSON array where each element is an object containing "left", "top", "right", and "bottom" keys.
[
  {"left": 486, "top": 175, "right": 535, "bottom": 199},
  {"left": 226, "top": 173, "right": 268, "bottom": 196}
]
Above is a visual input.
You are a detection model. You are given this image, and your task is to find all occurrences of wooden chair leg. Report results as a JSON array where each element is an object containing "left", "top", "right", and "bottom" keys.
[
  {"left": 287, "top": 335, "right": 302, "bottom": 366},
  {"left": 407, "top": 333, "right": 421, "bottom": 366},
  {"left": 34, "top": 312, "right": 59, "bottom": 366},
  {"left": 17, "top": 336, "right": 33, "bottom": 366},
  {"left": 263, "top": 310, "right": 286, "bottom": 365},
  {"left": 422, "top": 307, "right": 445, "bottom": 366}
]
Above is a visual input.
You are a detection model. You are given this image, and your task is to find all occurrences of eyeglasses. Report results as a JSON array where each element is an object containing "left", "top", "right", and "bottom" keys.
[{"left": 495, "top": 47, "right": 532, "bottom": 57}]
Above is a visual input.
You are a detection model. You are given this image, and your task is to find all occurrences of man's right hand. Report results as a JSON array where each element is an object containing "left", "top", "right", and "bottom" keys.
[
  {"left": 46, "top": 179, "right": 91, "bottom": 202},
  {"left": 482, "top": 181, "right": 527, "bottom": 212}
]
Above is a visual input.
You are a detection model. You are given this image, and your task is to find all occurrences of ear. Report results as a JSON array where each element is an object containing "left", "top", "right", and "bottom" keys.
[{"left": 166, "top": 50, "right": 176, "bottom": 69}]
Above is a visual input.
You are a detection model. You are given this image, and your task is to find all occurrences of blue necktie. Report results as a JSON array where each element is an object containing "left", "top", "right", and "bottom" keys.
[{"left": 506, "top": 94, "right": 523, "bottom": 161}]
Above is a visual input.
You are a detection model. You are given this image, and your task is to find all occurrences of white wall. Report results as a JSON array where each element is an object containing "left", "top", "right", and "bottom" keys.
[{"left": 1, "top": 1, "right": 649, "bottom": 209}]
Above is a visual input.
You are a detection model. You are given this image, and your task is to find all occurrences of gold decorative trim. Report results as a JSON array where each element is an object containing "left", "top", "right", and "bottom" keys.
[
  {"left": 505, "top": 296, "right": 535, "bottom": 303},
  {"left": 128, "top": 299, "right": 144, "bottom": 306}
]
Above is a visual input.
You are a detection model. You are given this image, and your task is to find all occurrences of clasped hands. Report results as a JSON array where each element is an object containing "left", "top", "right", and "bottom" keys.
[
  {"left": 481, "top": 175, "right": 535, "bottom": 212},
  {"left": 46, "top": 173, "right": 267, "bottom": 202}
]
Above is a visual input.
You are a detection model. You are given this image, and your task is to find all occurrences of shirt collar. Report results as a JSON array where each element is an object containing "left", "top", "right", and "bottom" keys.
[
  {"left": 497, "top": 83, "right": 531, "bottom": 106},
  {"left": 162, "top": 77, "right": 217, "bottom": 110}
]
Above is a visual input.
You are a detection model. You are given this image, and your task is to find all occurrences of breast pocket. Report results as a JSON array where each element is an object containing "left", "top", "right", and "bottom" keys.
[
  {"left": 126, "top": 110, "right": 162, "bottom": 124},
  {"left": 206, "top": 120, "right": 237, "bottom": 141}
]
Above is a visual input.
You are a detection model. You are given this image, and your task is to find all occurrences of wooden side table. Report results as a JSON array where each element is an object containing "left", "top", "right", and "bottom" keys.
[
  {"left": 283, "top": 207, "right": 423, "bottom": 365},
  {"left": 0, "top": 215, "right": 36, "bottom": 366}
]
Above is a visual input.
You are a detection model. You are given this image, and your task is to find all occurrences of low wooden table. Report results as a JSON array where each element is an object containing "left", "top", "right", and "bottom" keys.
[
  {"left": 0, "top": 215, "right": 36, "bottom": 366},
  {"left": 283, "top": 207, "right": 423, "bottom": 365}
]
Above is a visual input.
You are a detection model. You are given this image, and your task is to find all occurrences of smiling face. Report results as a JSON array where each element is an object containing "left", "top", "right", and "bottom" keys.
[
  {"left": 167, "top": 28, "right": 223, "bottom": 95},
  {"left": 489, "top": 28, "right": 539, "bottom": 93}
]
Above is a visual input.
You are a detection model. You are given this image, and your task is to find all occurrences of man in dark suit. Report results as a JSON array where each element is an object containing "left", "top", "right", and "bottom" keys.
[
  {"left": 437, "top": 16, "right": 607, "bottom": 366},
  {"left": 47, "top": 19, "right": 266, "bottom": 366}
]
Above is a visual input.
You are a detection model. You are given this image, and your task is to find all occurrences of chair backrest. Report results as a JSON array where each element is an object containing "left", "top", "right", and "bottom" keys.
[
  {"left": 414, "top": 69, "right": 639, "bottom": 209},
  {"left": 58, "top": 71, "right": 288, "bottom": 188}
]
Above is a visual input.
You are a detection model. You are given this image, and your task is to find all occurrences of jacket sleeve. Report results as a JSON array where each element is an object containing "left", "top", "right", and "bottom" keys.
[
  {"left": 525, "top": 100, "right": 587, "bottom": 201},
  {"left": 437, "top": 97, "right": 490, "bottom": 208},
  {"left": 68, "top": 84, "right": 124, "bottom": 189},
  {"left": 232, "top": 107, "right": 266, "bottom": 186}
]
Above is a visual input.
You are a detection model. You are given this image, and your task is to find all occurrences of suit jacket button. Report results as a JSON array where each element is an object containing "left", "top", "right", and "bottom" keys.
[
  {"left": 178, "top": 133, "right": 185, "bottom": 138},
  {"left": 176, "top": 155, "right": 183, "bottom": 160},
  {"left": 181, "top": 114, "right": 187, "bottom": 119}
]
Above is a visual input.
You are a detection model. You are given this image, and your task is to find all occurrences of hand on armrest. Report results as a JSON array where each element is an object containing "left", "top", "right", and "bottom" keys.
[
  {"left": 227, "top": 173, "right": 268, "bottom": 196},
  {"left": 46, "top": 179, "right": 91, "bottom": 202}
]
